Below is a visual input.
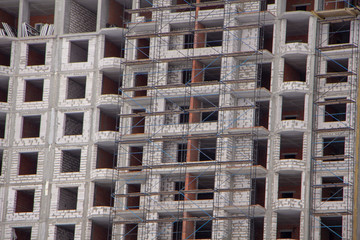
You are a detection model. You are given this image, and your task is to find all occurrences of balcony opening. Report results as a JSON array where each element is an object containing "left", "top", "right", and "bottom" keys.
[
  {"left": 0, "top": 76, "right": 9, "bottom": 102},
  {"left": 106, "top": 0, "right": 131, "bottom": 28},
  {"left": 127, "top": 184, "right": 140, "bottom": 209},
  {"left": 195, "top": 220, "right": 212, "bottom": 239},
  {"left": 99, "top": 108, "right": 118, "bottom": 131},
  {"left": 199, "top": 138, "right": 216, "bottom": 161},
  {"left": 61, "top": 149, "right": 81, "bottom": 173},
  {"left": 58, "top": 187, "right": 78, "bottom": 210},
  {"left": 204, "top": 65, "right": 221, "bottom": 82},
  {"left": 19, "top": 152, "right": 38, "bottom": 175},
  {"left": 252, "top": 178, "right": 265, "bottom": 207},
  {"left": 250, "top": 217, "right": 264, "bottom": 240},
  {"left": 64, "top": 112, "right": 83, "bottom": 136},
  {"left": 55, "top": 225, "right": 75, "bottom": 240},
  {"left": 278, "top": 172, "right": 301, "bottom": 199},
  {"left": 24, "top": 0, "right": 55, "bottom": 37},
  {"left": 13, "top": 227, "right": 32, "bottom": 240},
  {"left": 129, "top": 146, "right": 143, "bottom": 170},
  {"left": 255, "top": 101, "right": 269, "bottom": 129},
  {"left": 277, "top": 212, "right": 300, "bottom": 239},
  {"left": 22, "top": 115, "right": 41, "bottom": 138},
  {"left": 15, "top": 189, "right": 35, "bottom": 212},
  {"left": 197, "top": 176, "right": 214, "bottom": 200},
  {"left": 91, "top": 220, "right": 112, "bottom": 240},
  {"left": 173, "top": 221, "right": 183, "bottom": 239},
  {"left": 0, "top": 42, "right": 11, "bottom": 66},
  {"left": 322, "top": 176, "right": 344, "bottom": 201},
  {"left": 24, "top": 79, "right": 43, "bottom": 102},
  {"left": 171, "top": 0, "right": 195, "bottom": 12},
  {"left": 206, "top": 32, "right": 223, "bottom": 47},
  {"left": 27, "top": 43, "right": 46, "bottom": 66},
  {"left": 102, "top": 72, "right": 121, "bottom": 95},
  {"left": 326, "top": 58, "right": 348, "bottom": 83},
  {"left": 283, "top": 57, "right": 307, "bottom": 82},
  {"left": 139, "top": 0, "right": 153, "bottom": 21},
  {"left": 104, "top": 36, "right": 124, "bottom": 58},
  {"left": 124, "top": 224, "right": 138, "bottom": 240},
  {"left": 323, "top": 137, "right": 345, "bottom": 161},
  {"left": 94, "top": 182, "right": 114, "bottom": 207},
  {"left": 184, "top": 34, "right": 194, "bottom": 49},
  {"left": 69, "top": 40, "right": 89, "bottom": 63},
  {"left": 261, "top": 25, "right": 273, "bottom": 52},
  {"left": 324, "top": 0, "right": 351, "bottom": 10},
  {"left": 324, "top": 98, "right": 346, "bottom": 122},
  {"left": 65, "top": 0, "right": 97, "bottom": 33},
  {"left": 96, "top": 144, "right": 117, "bottom": 169},
  {"left": 67, "top": 76, "right": 86, "bottom": 99},
  {"left": 320, "top": 216, "right": 342, "bottom": 239},
  {"left": 286, "top": 19, "right": 308, "bottom": 43},
  {"left": 0, "top": 112, "right": 5, "bottom": 138},
  {"left": 177, "top": 143, "right": 187, "bottom": 162},
  {"left": 281, "top": 94, "right": 305, "bottom": 120},
  {"left": 258, "top": 63, "right": 271, "bottom": 90},
  {"left": 174, "top": 181, "right": 185, "bottom": 201},
  {"left": 0, "top": 3, "right": 18, "bottom": 37},
  {"left": 136, "top": 38, "right": 150, "bottom": 59},
  {"left": 134, "top": 72, "right": 148, "bottom": 97},
  {"left": 280, "top": 133, "right": 303, "bottom": 160},
  {"left": 286, "top": 0, "right": 314, "bottom": 11},
  {"left": 131, "top": 109, "right": 145, "bottom": 134},
  {"left": 260, "top": 0, "right": 275, "bottom": 10},
  {"left": 254, "top": 139, "right": 267, "bottom": 168}
]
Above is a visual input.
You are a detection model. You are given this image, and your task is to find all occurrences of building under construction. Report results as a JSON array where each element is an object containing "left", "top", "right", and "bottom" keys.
[{"left": 0, "top": 0, "right": 360, "bottom": 239}]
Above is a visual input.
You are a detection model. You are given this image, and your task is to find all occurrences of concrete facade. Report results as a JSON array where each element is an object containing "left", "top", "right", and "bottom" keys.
[{"left": 0, "top": 0, "right": 359, "bottom": 239}]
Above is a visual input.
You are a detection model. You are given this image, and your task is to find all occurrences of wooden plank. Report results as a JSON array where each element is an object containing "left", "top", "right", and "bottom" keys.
[
  {"left": 317, "top": 44, "right": 357, "bottom": 51},
  {"left": 316, "top": 99, "right": 355, "bottom": 105},
  {"left": 316, "top": 72, "right": 355, "bottom": 78}
]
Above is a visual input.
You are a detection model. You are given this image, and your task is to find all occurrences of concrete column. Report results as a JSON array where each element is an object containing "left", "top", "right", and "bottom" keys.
[{"left": 18, "top": 0, "right": 30, "bottom": 37}]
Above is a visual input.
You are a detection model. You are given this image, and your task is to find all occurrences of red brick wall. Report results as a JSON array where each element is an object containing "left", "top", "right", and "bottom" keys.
[
  {"left": 99, "top": 112, "right": 116, "bottom": 131},
  {"left": 92, "top": 222, "right": 109, "bottom": 240},
  {"left": 108, "top": 0, "right": 124, "bottom": 27},
  {"left": 104, "top": 39, "right": 122, "bottom": 58},
  {"left": 0, "top": 9, "right": 16, "bottom": 28},
  {"left": 280, "top": 146, "right": 303, "bottom": 160},
  {"left": 284, "top": 62, "right": 301, "bottom": 81},
  {"left": 286, "top": 0, "right": 314, "bottom": 11},
  {"left": 286, "top": 34, "right": 308, "bottom": 43},
  {"left": 97, "top": 147, "right": 113, "bottom": 168},
  {"left": 324, "top": 0, "right": 345, "bottom": 10},
  {"left": 94, "top": 185, "right": 112, "bottom": 206},
  {"left": 102, "top": 75, "right": 118, "bottom": 94},
  {"left": 30, "top": 15, "right": 54, "bottom": 26},
  {"left": 282, "top": 109, "right": 304, "bottom": 120},
  {"left": 278, "top": 182, "right": 301, "bottom": 199},
  {"left": 277, "top": 223, "right": 300, "bottom": 239}
]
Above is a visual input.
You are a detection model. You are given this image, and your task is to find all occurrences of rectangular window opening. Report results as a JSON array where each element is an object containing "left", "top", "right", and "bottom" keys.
[
  {"left": 24, "top": 79, "right": 43, "bottom": 102},
  {"left": 61, "top": 149, "right": 81, "bottom": 173},
  {"left": 15, "top": 189, "right": 35, "bottom": 213},
  {"left": 27, "top": 43, "right": 46, "bottom": 66},
  {"left": 56, "top": 225, "right": 75, "bottom": 240},
  {"left": 19, "top": 152, "right": 38, "bottom": 175},
  {"left": 22, "top": 115, "right": 41, "bottom": 138},
  {"left": 69, "top": 40, "right": 89, "bottom": 63},
  {"left": 67, "top": 76, "right": 86, "bottom": 99},
  {"left": 322, "top": 176, "right": 344, "bottom": 201},
  {"left": 64, "top": 113, "right": 84, "bottom": 136},
  {"left": 58, "top": 187, "right": 78, "bottom": 210}
]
